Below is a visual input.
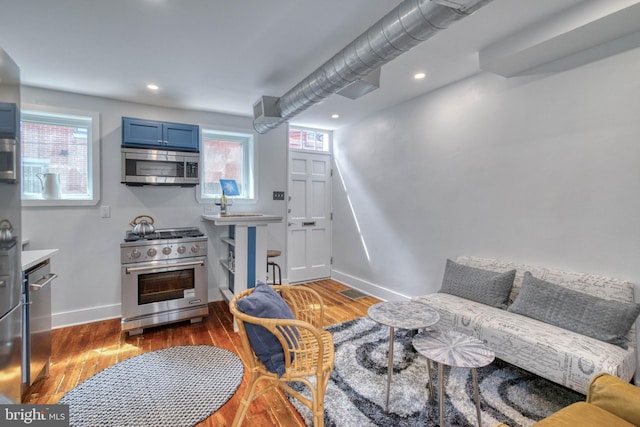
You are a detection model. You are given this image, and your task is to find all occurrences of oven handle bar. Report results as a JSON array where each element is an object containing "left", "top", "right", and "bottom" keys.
[{"left": 125, "top": 260, "right": 205, "bottom": 274}]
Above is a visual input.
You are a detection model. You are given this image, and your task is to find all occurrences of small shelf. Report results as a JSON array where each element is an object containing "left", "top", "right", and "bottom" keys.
[
  {"left": 220, "top": 260, "right": 235, "bottom": 273},
  {"left": 221, "top": 237, "right": 235, "bottom": 247},
  {"left": 220, "top": 286, "right": 234, "bottom": 303}
]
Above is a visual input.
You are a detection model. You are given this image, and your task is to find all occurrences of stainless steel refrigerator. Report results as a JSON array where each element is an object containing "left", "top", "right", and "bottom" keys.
[{"left": 0, "top": 47, "right": 22, "bottom": 403}]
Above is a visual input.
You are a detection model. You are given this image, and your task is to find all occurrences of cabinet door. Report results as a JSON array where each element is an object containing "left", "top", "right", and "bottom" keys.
[
  {"left": 0, "top": 103, "right": 17, "bottom": 138},
  {"left": 122, "top": 117, "right": 163, "bottom": 148},
  {"left": 163, "top": 122, "right": 199, "bottom": 152}
]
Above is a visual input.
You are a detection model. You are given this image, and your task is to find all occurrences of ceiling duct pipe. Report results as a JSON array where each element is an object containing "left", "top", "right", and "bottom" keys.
[{"left": 253, "top": 0, "right": 493, "bottom": 133}]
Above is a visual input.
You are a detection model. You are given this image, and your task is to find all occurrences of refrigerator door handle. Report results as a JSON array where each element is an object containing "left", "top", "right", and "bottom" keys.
[{"left": 29, "top": 273, "right": 57, "bottom": 291}]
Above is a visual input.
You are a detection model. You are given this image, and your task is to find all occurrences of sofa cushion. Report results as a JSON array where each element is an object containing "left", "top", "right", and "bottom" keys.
[
  {"left": 438, "top": 258, "right": 516, "bottom": 309},
  {"left": 508, "top": 272, "right": 640, "bottom": 348},
  {"left": 236, "top": 282, "right": 296, "bottom": 376}
]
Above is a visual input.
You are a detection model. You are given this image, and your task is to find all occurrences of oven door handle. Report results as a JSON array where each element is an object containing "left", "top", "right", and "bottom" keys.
[{"left": 125, "top": 260, "right": 205, "bottom": 274}]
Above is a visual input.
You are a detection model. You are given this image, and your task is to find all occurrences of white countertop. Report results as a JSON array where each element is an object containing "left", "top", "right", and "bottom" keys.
[
  {"left": 201, "top": 214, "right": 283, "bottom": 226},
  {"left": 22, "top": 249, "right": 59, "bottom": 271}
]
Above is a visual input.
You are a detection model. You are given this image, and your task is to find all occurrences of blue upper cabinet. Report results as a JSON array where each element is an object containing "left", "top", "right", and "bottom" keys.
[
  {"left": 162, "top": 122, "right": 199, "bottom": 152},
  {"left": 0, "top": 103, "right": 18, "bottom": 139},
  {"left": 122, "top": 117, "right": 199, "bottom": 152}
]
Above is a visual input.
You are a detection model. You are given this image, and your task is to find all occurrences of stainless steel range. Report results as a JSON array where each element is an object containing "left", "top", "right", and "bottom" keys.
[{"left": 120, "top": 227, "right": 208, "bottom": 336}]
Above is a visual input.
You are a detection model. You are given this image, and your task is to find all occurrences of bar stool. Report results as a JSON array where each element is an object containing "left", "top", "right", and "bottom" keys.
[{"left": 267, "top": 249, "right": 282, "bottom": 285}]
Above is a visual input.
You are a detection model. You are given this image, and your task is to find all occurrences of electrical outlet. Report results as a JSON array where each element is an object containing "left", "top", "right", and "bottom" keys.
[{"left": 273, "top": 191, "right": 285, "bottom": 200}]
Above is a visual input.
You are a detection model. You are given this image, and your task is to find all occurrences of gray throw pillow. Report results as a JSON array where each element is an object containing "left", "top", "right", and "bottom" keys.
[
  {"left": 438, "top": 259, "right": 516, "bottom": 309},
  {"left": 508, "top": 272, "right": 640, "bottom": 348}
]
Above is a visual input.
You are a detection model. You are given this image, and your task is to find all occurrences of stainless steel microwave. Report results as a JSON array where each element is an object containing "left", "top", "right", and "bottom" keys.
[
  {"left": 0, "top": 138, "right": 17, "bottom": 182},
  {"left": 121, "top": 147, "right": 199, "bottom": 186}
]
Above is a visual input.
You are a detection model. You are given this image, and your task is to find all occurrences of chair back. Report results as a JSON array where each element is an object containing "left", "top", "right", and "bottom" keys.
[{"left": 229, "top": 285, "right": 328, "bottom": 376}]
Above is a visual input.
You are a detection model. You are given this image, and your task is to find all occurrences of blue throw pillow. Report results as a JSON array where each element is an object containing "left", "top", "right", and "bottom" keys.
[{"left": 236, "top": 282, "right": 296, "bottom": 376}]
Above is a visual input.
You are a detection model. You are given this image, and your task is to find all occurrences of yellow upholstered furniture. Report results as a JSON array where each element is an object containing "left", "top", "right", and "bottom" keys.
[
  {"left": 229, "top": 285, "right": 335, "bottom": 427},
  {"left": 494, "top": 372, "right": 640, "bottom": 427}
]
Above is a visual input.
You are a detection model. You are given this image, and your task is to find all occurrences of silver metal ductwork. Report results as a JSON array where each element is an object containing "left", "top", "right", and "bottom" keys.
[{"left": 253, "top": 0, "right": 493, "bottom": 133}]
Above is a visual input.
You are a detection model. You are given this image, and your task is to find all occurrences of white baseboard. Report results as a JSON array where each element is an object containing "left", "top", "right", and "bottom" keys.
[
  {"left": 52, "top": 303, "right": 121, "bottom": 329},
  {"left": 330, "top": 269, "right": 410, "bottom": 302}
]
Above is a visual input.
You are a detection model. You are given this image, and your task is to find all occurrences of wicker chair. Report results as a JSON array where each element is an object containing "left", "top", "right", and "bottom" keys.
[{"left": 229, "top": 285, "right": 335, "bottom": 427}]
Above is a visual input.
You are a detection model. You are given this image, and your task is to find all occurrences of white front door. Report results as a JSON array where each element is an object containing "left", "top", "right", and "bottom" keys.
[{"left": 287, "top": 150, "right": 332, "bottom": 283}]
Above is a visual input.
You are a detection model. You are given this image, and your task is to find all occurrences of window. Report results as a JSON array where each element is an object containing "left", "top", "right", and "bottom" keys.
[
  {"left": 289, "top": 127, "right": 330, "bottom": 152},
  {"left": 200, "top": 129, "right": 254, "bottom": 200},
  {"left": 21, "top": 105, "right": 100, "bottom": 206}
]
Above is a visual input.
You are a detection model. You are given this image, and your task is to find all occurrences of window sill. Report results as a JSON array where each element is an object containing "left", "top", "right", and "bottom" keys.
[{"left": 22, "top": 198, "right": 99, "bottom": 207}]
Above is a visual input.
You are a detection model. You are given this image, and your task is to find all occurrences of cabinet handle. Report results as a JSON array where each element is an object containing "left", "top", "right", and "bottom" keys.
[
  {"left": 302, "top": 221, "right": 316, "bottom": 226},
  {"left": 30, "top": 273, "right": 57, "bottom": 291}
]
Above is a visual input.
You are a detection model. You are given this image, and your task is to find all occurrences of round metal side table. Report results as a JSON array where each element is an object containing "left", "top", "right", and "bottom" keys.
[
  {"left": 367, "top": 301, "right": 440, "bottom": 411},
  {"left": 413, "top": 329, "right": 495, "bottom": 427}
]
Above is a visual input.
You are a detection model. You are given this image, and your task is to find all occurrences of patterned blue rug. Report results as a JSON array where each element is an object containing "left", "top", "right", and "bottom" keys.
[
  {"left": 288, "top": 317, "right": 583, "bottom": 426},
  {"left": 58, "top": 345, "right": 244, "bottom": 427}
]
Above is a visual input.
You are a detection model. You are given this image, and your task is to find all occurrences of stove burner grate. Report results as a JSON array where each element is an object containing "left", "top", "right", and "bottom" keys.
[{"left": 124, "top": 228, "right": 205, "bottom": 242}]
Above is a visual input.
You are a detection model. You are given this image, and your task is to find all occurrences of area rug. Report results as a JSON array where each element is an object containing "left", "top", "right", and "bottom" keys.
[
  {"left": 288, "top": 317, "right": 583, "bottom": 427},
  {"left": 58, "top": 345, "right": 244, "bottom": 427}
]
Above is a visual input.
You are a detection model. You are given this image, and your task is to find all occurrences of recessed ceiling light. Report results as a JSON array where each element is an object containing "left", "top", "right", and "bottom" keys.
[
  {"left": 331, "top": 114, "right": 340, "bottom": 119},
  {"left": 414, "top": 72, "right": 426, "bottom": 80},
  {"left": 147, "top": 84, "right": 159, "bottom": 90}
]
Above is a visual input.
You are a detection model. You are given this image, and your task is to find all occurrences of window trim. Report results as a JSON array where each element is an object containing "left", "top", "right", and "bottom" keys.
[
  {"left": 21, "top": 104, "right": 101, "bottom": 207},
  {"left": 196, "top": 124, "right": 256, "bottom": 205},
  {"left": 288, "top": 125, "right": 332, "bottom": 153}
]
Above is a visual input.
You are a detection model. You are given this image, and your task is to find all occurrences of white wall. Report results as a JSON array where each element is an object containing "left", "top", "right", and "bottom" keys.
[
  {"left": 332, "top": 45, "right": 640, "bottom": 300},
  {"left": 21, "top": 87, "right": 288, "bottom": 328}
]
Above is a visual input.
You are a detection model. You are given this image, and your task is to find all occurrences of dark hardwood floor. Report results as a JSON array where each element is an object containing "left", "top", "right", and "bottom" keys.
[{"left": 24, "top": 279, "right": 381, "bottom": 426}]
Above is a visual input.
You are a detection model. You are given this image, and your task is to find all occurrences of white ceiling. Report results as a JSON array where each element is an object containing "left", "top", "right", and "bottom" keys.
[{"left": 0, "top": 0, "right": 638, "bottom": 130}]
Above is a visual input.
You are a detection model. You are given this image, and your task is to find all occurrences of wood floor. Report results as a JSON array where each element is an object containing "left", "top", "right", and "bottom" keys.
[{"left": 24, "top": 279, "right": 381, "bottom": 426}]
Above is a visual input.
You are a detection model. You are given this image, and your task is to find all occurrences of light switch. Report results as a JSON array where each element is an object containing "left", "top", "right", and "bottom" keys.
[
  {"left": 273, "top": 191, "right": 285, "bottom": 200},
  {"left": 100, "top": 205, "right": 111, "bottom": 218}
]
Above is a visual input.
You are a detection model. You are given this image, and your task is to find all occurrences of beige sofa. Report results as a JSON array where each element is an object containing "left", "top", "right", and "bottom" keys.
[{"left": 412, "top": 256, "right": 638, "bottom": 394}]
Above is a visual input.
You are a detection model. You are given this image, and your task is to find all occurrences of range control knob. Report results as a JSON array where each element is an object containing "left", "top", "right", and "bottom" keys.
[
  {"left": 191, "top": 244, "right": 200, "bottom": 254},
  {"left": 131, "top": 249, "right": 141, "bottom": 259},
  {"left": 147, "top": 248, "right": 157, "bottom": 257},
  {"left": 162, "top": 246, "right": 172, "bottom": 255},
  {"left": 177, "top": 245, "right": 186, "bottom": 254}
]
